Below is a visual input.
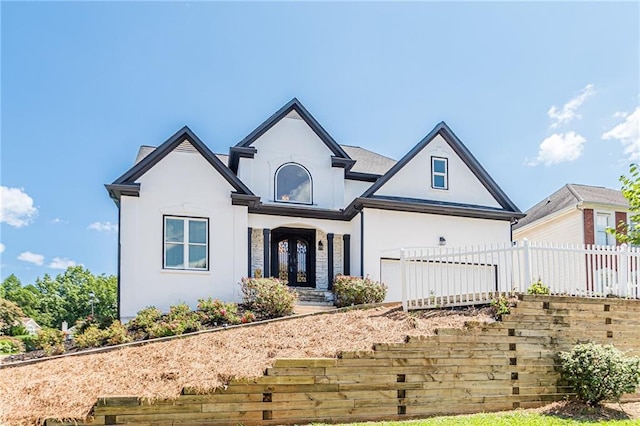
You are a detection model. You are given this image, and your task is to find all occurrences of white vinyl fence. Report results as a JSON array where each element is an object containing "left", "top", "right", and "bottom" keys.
[{"left": 397, "top": 240, "right": 640, "bottom": 311}]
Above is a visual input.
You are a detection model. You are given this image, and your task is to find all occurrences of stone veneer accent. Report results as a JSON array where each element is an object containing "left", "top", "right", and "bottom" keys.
[
  {"left": 316, "top": 230, "right": 328, "bottom": 290},
  {"left": 250, "top": 228, "right": 264, "bottom": 277},
  {"left": 333, "top": 234, "right": 343, "bottom": 279}
]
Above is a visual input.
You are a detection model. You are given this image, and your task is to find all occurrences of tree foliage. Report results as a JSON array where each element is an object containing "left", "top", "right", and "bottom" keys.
[
  {"left": 1, "top": 267, "right": 117, "bottom": 329},
  {"left": 609, "top": 163, "right": 640, "bottom": 245},
  {"left": 0, "top": 298, "right": 25, "bottom": 335}
]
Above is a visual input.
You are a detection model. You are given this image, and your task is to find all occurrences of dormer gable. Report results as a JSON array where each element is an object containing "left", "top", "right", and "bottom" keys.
[
  {"left": 105, "top": 126, "right": 253, "bottom": 205},
  {"left": 228, "top": 98, "right": 355, "bottom": 174},
  {"left": 355, "top": 122, "right": 522, "bottom": 219}
]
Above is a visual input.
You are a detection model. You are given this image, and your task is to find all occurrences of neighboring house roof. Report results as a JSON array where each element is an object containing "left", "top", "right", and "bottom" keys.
[
  {"left": 513, "top": 184, "right": 628, "bottom": 230},
  {"left": 359, "top": 121, "right": 523, "bottom": 216},
  {"left": 106, "top": 126, "right": 254, "bottom": 204},
  {"left": 21, "top": 317, "right": 41, "bottom": 330}
]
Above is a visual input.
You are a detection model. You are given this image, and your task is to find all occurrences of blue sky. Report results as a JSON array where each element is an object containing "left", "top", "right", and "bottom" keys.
[{"left": 1, "top": 1, "right": 639, "bottom": 285}]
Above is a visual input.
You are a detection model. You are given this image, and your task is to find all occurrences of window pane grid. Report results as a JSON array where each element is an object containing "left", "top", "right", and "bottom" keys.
[
  {"left": 431, "top": 157, "right": 448, "bottom": 190},
  {"left": 164, "top": 217, "right": 208, "bottom": 270}
]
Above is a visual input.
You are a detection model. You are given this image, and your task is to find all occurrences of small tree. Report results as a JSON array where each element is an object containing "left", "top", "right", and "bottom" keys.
[
  {"left": 608, "top": 163, "right": 640, "bottom": 244},
  {"left": 559, "top": 342, "right": 640, "bottom": 406},
  {"left": 0, "top": 298, "right": 25, "bottom": 335}
]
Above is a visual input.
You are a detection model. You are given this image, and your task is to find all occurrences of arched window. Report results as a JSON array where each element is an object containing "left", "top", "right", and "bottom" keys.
[{"left": 275, "top": 163, "right": 312, "bottom": 204}]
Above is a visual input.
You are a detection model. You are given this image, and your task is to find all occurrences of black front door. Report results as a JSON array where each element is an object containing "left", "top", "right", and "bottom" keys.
[{"left": 271, "top": 228, "right": 316, "bottom": 287}]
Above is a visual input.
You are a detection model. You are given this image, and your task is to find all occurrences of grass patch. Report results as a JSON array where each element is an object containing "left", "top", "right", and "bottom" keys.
[{"left": 315, "top": 410, "right": 638, "bottom": 425}]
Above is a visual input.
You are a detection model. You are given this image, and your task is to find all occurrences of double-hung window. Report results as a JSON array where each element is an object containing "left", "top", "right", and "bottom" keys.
[
  {"left": 595, "top": 213, "right": 613, "bottom": 246},
  {"left": 164, "top": 216, "right": 208, "bottom": 270},
  {"left": 431, "top": 157, "right": 448, "bottom": 190}
]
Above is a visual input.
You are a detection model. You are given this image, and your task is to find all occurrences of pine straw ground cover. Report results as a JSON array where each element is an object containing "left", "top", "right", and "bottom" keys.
[{"left": 0, "top": 305, "right": 493, "bottom": 426}]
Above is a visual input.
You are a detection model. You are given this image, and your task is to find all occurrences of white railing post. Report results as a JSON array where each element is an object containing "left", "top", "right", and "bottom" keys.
[
  {"left": 400, "top": 248, "right": 407, "bottom": 311},
  {"left": 619, "top": 244, "right": 629, "bottom": 297},
  {"left": 522, "top": 239, "right": 532, "bottom": 292}
]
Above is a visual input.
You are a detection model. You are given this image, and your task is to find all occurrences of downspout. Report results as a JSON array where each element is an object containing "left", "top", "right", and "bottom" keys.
[
  {"left": 117, "top": 203, "right": 121, "bottom": 321},
  {"left": 360, "top": 210, "right": 364, "bottom": 276}
]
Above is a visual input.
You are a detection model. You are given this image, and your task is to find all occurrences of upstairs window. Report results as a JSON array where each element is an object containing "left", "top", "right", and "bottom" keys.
[
  {"left": 275, "top": 163, "right": 312, "bottom": 204},
  {"left": 431, "top": 157, "right": 448, "bottom": 190},
  {"left": 164, "top": 216, "right": 208, "bottom": 270}
]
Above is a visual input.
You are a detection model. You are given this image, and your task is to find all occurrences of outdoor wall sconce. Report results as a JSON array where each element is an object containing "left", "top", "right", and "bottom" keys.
[
  {"left": 439, "top": 236, "right": 446, "bottom": 246},
  {"left": 318, "top": 241, "right": 324, "bottom": 251}
]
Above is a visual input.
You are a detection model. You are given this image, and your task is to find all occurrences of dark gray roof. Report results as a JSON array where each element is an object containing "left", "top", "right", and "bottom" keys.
[
  {"left": 135, "top": 144, "right": 394, "bottom": 175},
  {"left": 513, "top": 184, "right": 628, "bottom": 230},
  {"left": 340, "top": 145, "right": 396, "bottom": 175}
]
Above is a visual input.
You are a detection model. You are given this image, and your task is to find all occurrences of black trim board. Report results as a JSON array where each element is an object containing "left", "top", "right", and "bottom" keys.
[
  {"left": 107, "top": 126, "right": 253, "bottom": 204},
  {"left": 361, "top": 122, "right": 522, "bottom": 214},
  {"left": 229, "top": 98, "right": 353, "bottom": 174},
  {"left": 327, "top": 233, "right": 334, "bottom": 289},
  {"left": 350, "top": 196, "right": 525, "bottom": 221}
]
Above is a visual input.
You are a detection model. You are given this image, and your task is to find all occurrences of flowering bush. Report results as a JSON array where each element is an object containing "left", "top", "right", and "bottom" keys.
[
  {"left": 332, "top": 275, "right": 387, "bottom": 307},
  {"left": 240, "top": 277, "right": 297, "bottom": 318},
  {"left": 198, "top": 298, "right": 240, "bottom": 325},
  {"left": 560, "top": 342, "right": 640, "bottom": 405},
  {"left": 240, "top": 311, "right": 256, "bottom": 324}
]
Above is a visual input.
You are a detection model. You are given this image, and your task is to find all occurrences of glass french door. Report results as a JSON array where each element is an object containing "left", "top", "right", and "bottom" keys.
[{"left": 271, "top": 229, "right": 315, "bottom": 287}]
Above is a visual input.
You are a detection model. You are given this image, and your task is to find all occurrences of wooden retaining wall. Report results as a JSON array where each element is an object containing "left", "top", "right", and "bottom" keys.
[{"left": 48, "top": 295, "right": 640, "bottom": 425}]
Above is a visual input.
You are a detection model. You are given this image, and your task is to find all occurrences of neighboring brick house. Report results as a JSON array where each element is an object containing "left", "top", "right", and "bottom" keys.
[{"left": 513, "top": 184, "right": 629, "bottom": 246}]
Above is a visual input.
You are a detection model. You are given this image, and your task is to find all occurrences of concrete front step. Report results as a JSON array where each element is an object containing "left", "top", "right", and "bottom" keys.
[{"left": 291, "top": 287, "right": 334, "bottom": 304}]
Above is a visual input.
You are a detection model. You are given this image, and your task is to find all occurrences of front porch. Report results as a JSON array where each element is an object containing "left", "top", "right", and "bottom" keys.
[{"left": 248, "top": 226, "right": 351, "bottom": 291}]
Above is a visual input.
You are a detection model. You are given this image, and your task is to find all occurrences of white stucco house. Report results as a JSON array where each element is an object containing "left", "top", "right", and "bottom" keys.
[{"left": 106, "top": 98, "right": 524, "bottom": 321}]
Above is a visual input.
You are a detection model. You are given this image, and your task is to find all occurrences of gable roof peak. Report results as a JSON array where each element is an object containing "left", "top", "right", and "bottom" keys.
[
  {"left": 360, "top": 121, "right": 521, "bottom": 214},
  {"left": 229, "top": 97, "right": 352, "bottom": 173},
  {"left": 106, "top": 125, "right": 253, "bottom": 205}
]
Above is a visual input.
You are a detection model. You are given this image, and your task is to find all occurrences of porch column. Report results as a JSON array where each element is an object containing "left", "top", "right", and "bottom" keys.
[
  {"left": 263, "top": 228, "right": 270, "bottom": 277},
  {"left": 343, "top": 234, "right": 351, "bottom": 275},
  {"left": 328, "top": 233, "right": 334, "bottom": 290}
]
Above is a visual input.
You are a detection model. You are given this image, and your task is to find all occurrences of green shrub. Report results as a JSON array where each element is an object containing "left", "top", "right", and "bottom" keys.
[
  {"left": 527, "top": 279, "right": 550, "bottom": 295},
  {"left": 15, "top": 334, "right": 39, "bottom": 351},
  {"left": 240, "top": 277, "right": 298, "bottom": 318},
  {"left": 127, "top": 306, "right": 163, "bottom": 335},
  {"left": 559, "top": 342, "right": 640, "bottom": 405},
  {"left": 0, "top": 337, "right": 24, "bottom": 354},
  {"left": 332, "top": 275, "right": 387, "bottom": 307},
  {"left": 490, "top": 295, "right": 513, "bottom": 319},
  {"left": 37, "top": 328, "right": 65, "bottom": 356},
  {"left": 104, "top": 321, "right": 132, "bottom": 346},
  {"left": 75, "top": 324, "right": 105, "bottom": 349},
  {"left": 198, "top": 298, "right": 240, "bottom": 325}
]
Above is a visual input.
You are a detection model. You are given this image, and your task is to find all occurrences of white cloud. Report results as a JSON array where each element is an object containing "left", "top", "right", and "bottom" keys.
[
  {"left": 0, "top": 186, "right": 38, "bottom": 227},
  {"left": 602, "top": 107, "right": 640, "bottom": 160},
  {"left": 18, "top": 251, "right": 44, "bottom": 266},
  {"left": 613, "top": 111, "right": 628, "bottom": 119},
  {"left": 0, "top": 243, "right": 5, "bottom": 254},
  {"left": 528, "top": 132, "right": 586, "bottom": 166},
  {"left": 48, "top": 257, "right": 78, "bottom": 270},
  {"left": 51, "top": 218, "right": 69, "bottom": 224},
  {"left": 547, "top": 84, "right": 596, "bottom": 128},
  {"left": 87, "top": 221, "right": 118, "bottom": 232}
]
